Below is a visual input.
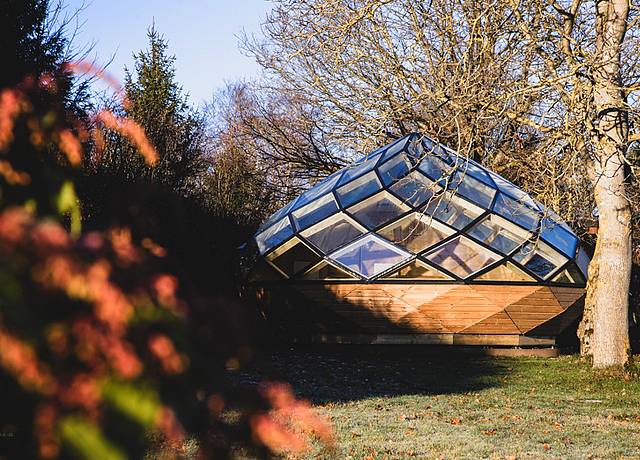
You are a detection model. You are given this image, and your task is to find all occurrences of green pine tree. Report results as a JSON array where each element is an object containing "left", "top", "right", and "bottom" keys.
[{"left": 96, "top": 25, "right": 206, "bottom": 195}]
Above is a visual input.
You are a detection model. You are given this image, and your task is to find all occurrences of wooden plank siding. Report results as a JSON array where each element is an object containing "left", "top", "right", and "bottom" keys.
[{"left": 254, "top": 283, "right": 585, "bottom": 344}]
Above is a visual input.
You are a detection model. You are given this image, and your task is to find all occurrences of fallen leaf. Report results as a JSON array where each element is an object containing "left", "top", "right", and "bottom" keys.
[
  {"left": 451, "top": 418, "right": 462, "bottom": 425},
  {"left": 543, "top": 443, "right": 551, "bottom": 450}
]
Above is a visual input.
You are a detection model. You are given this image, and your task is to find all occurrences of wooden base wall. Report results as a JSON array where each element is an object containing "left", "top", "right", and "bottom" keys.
[{"left": 254, "top": 283, "right": 585, "bottom": 343}]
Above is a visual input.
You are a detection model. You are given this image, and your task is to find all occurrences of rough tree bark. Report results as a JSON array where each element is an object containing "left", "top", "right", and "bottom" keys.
[{"left": 579, "top": 0, "right": 632, "bottom": 367}]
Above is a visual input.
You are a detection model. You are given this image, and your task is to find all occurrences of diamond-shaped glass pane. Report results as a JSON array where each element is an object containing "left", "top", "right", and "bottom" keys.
[
  {"left": 424, "top": 236, "right": 501, "bottom": 279},
  {"left": 551, "top": 263, "right": 584, "bottom": 284},
  {"left": 299, "top": 260, "right": 356, "bottom": 280},
  {"left": 378, "top": 212, "right": 454, "bottom": 253},
  {"left": 450, "top": 170, "right": 496, "bottom": 208},
  {"left": 540, "top": 215, "right": 579, "bottom": 257},
  {"left": 291, "top": 193, "right": 339, "bottom": 231},
  {"left": 468, "top": 214, "right": 530, "bottom": 255},
  {"left": 389, "top": 171, "right": 441, "bottom": 208},
  {"left": 347, "top": 191, "right": 409, "bottom": 230},
  {"left": 492, "top": 192, "right": 540, "bottom": 230},
  {"left": 380, "top": 259, "right": 452, "bottom": 280},
  {"left": 378, "top": 136, "right": 410, "bottom": 163},
  {"left": 512, "top": 240, "right": 567, "bottom": 279},
  {"left": 474, "top": 262, "right": 535, "bottom": 282},
  {"left": 424, "top": 193, "right": 483, "bottom": 230},
  {"left": 378, "top": 152, "right": 412, "bottom": 186},
  {"left": 258, "top": 197, "right": 298, "bottom": 232},
  {"left": 255, "top": 217, "right": 294, "bottom": 254},
  {"left": 338, "top": 157, "right": 378, "bottom": 186},
  {"left": 488, "top": 171, "right": 539, "bottom": 210},
  {"left": 292, "top": 170, "right": 343, "bottom": 210},
  {"left": 301, "top": 213, "right": 365, "bottom": 254},
  {"left": 330, "top": 234, "right": 410, "bottom": 279},
  {"left": 266, "top": 237, "right": 321, "bottom": 277},
  {"left": 336, "top": 171, "right": 382, "bottom": 208}
]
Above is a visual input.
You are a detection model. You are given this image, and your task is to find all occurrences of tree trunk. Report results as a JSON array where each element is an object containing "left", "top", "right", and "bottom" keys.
[{"left": 581, "top": 0, "right": 631, "bottom": 368}]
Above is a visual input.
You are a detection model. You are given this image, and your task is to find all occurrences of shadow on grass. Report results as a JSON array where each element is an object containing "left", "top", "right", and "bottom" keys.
[{"left": 232, "top": 345, "right": 509, "bottom": 404}]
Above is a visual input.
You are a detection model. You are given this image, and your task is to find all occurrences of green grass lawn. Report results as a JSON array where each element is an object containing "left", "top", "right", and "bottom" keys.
[{"left": 235, "top": 346, "right": 640, "bottom": 459}]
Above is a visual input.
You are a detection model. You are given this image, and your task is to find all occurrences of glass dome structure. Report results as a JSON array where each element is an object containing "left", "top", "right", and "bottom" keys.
[{"left": 251, "top": 133, "right": 589, "bottom": 286}]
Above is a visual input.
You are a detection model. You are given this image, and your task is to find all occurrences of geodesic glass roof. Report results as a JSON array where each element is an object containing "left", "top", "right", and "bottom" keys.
[{"left": 253, "top": 133, "right": 588, "bottom": 285}]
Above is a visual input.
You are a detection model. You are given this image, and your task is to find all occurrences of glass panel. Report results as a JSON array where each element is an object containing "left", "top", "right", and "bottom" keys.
[
  {"left": 424, "top": 192, "right": 483, "bottom": 230},
  {"left": 421, "top": 137, "right": 450, "bottom": 160},
  {"left": 552, "top": 270, "right": 572, "bottom": 284},
  {"left": 389, "top": 171, "right": 441, "bottom": 207},
  {"left": 347, "top": 191, "right": 409, "bottom": 230},
  {"left": 338, "top": 156, "right": 378, "bottom": 186},
  {"left": 424, "top": 236, "right": 501, "bottom": 279},
  {"left": 492, "top": 192, "right": 540, "bottom": 230},
  {"left": 512, "top": 240, "right": 568, "bottom": 279},
  {"left": 248, "top": 260, "right": 283, "bottom": 282},
  {"left": 378, "top": 136, "right": 409, "bottom": 163},
  {"left": 449, "top": 170, "right": 496, "bottom": 208},
  {"left": 291, "top": 193, "right": 339, "bottom": 231},
  {"left": 266, "top": 237, "right": 321, "bottom": 277},
  {"left": 292, "top": 170, "right": 343, "bottom": 210},
  {"left": 335, "top": 171, "right": 382, "bottom": 208},
  {"left": 258, "top": 197, "right": 298, "bottom": 232},
  {"left": 551, "top": 263, "right": 584, "bottom": 284},
  {"left": 468, "top": 214, "right": 530, "bottom": 255},
  {"left": 576, "top": 246, "right": 590, "bottom": 278},
  {"left": 378, "top": 152, "right": 412, "bottom": 186},
  {"left": 381, "top": 259, "right": 452, "bottom": 280},
  {"left": 330, "top": 234, "right": 411, "bottom": 279},
  {"left": 301, "top": 213, "right": 365, "bottom": 254},
  {"left": 418, "top": 154, "right": 452, "bottom": 183},
  {"left": 540, "top": 215, "right": 579, "bottom": 257},
  {"left": 299, "top": 260, "right": 356, "bottom": 280},
  {"left": 378, "top": 212, "right": 454, "bottom": 253},
  {"left": 255, "top": 217, "right": 294, "bottom": 254},
  {"left": 488, "top": 171, "right": 539, "bottom": 210},
  {"left": 475, "top": 262, "right": 535, "bottom": 282},
  {"left": 450, "top": 158, "right": 496, "bottom": 187}
]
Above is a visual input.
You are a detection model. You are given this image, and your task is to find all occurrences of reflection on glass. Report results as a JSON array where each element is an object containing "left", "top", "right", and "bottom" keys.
[
  {"left": 258, "top": 197, "right": 298, "bottom": 232},
  {"left": 291, "top": 193, "right": 339, "bottom": 230},
  {"left": 266, "top": 237, "right": 321, "bottom": 277},
  {"left": 468, "top": 214, "right": 529, "bottom": 255},
  {"left": 512, "top": 240, "right": 567, "bottom": 279},
  {"left": 378, "top": 136, "right": 409, "bottom": 163},
  {"left": 381, "top": 259, "right": 451, "bottom": 280},
  {"left": 347, "top": 191, "right": 409, "bottom": 230},
  {"left": 488, "top": 171, "right": 539, "bottom": 209},
  {"left": 389, "top": 171, "right": 441, "bottom": 207},
  {"left": 301, "top": 213, "right": 365, "bottom": 253},
  {"left": 424, "top": 192, "right": 483, "bottom": 230},
  {"left": 336, "top": 171, "right": 382, "bottom": 208},
  {"left": 330, "top": 234, "right": 410, "bottom": 278},
  {"left": 424, "top": 236, "right": 500, "bottom": 278},
  {"left": 378, "top": 212, "right": 453, "bottom": 253},
  {"left": 293, "top": 170, "right": 343, "bottom": 209},
  {"left": 450, "top": 170, "right": 496, "bottom": 208},
  {"left": 338, "top": 156, "right": 378, "bottom": 186},
  {"left": 492, "top": 192, "right": 540, "bottom": 230},
  {"left": 255, "top": 217, "right": 294, "bottom": 254},
  {"left": 300, "top": 260, "right": 355, "bottom": 280},
  {"left": 378, "top": 153, "right": 412, "bottom": 186},
  {"left": 540, "top": 215, "right": 579, "bottom": 257},
  {"left": 418, "top": 154, "right": 451, "bottom": 183}
]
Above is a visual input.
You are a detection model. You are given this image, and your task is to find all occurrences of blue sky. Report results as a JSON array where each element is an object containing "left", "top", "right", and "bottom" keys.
[{"left": 65, "top": 0, "right": 274, "bottom": 104}]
